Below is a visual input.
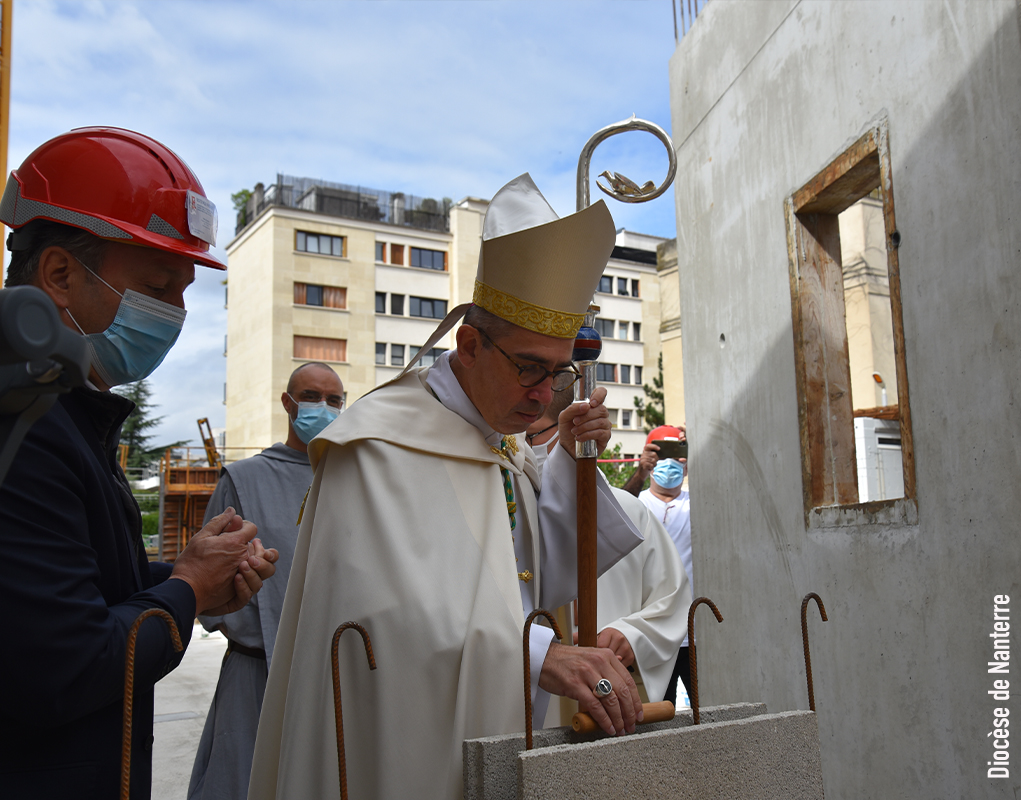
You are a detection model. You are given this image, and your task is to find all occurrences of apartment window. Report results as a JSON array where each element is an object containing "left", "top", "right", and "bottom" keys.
[
  {"left": 631, "top": 279, "right": 640, "bottom": 298},
  {"left": 411, "top": 247, "right": 446, "bottom": 271},
  {"left": 596, "top": 363, "right": 616, "bottom": 383},
  {"left": 634, "top": 366, "right": 642, "bottom": 385},
  {"left": 595, "top": 318, "right": 614, "bottom": 339},
  {"left": 391, "top": 294, "right": 405, "bottom": 316},
  {"left": 618, "top": 321, "right": 629, "bottom": 340},
  {"left": 632, "top": 322, "right": 641, "bottom": 341},
  {"left": 375, "top": 292, "right": 386, "bottom": 314},
  {"left": 391, "top": 344, "right": 405, "bottom": 367},
  {"left": 294, "top": 335, "right": 346, "bottom": 362},
  {"left": 409, "top": 346, "right": 445, "bottom": 367},
  {"left": 617, "top": 277, "right": 629, "bottom": 296},
  {"left": 375, "top": 343, "right": 387, "bottom": 365},
  {"left": 375, "top": 242, "right": 386, "bottom": 262},
  {"left": 294, "top": 282, "right": 347, "bottom": 309},
  {"left": 620, "top": 365, "right": 631, "bottom": 384},
  {"left": 607, "top": 408, "right": 619, "bottom": 427},
  {"left": 409, "top": 296, "right": 447, "bottom": 319},
  {"left": 296, "top": 230, "right": 345, "bottom": 257},
  {"left": 598, "top": 275, "right": 613, "bottom": 294},
  {"left": 622, "top": 410, "right": 632, "bottom": 428},
  {"left": 390, "top": 244, "right": 405, "bottom": 265},
  {"left": 785, "top": 121, "right": 913, "bottom": 518}
]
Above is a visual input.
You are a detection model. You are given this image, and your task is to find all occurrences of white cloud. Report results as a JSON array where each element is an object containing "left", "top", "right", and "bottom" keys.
[{"left": 8, "top": 0, "right": 680, "bottom": 446}]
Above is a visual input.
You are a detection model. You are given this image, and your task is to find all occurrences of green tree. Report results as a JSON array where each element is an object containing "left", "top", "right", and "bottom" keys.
[
  {"left": 598, "top": 442, "right": 638, "bottom": 489},
  {"left": 231, "top": 188, "right": 252, "bottom": 212},
  {"left": 115, "top": 380, "right": 163, "bottom": 469},
  {"left": 114, "top": 380, "right": 188, "bottom": 470},
  {"left": 634, "top": 352, "right": 665, "bottom": 431}
]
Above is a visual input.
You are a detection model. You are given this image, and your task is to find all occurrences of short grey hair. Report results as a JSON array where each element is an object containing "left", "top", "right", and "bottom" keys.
[{"left": 4, "top": 221, "right": 109, "bottom": 287}]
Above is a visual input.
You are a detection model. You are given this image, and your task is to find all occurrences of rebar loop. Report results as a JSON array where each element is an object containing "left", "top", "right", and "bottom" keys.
[
  {"left": 687, "top": 597, "right": 723, "bottom": 725},
  {"left": 332, "top": 621, "right": 377, "bottom": 800},
  {"left": 121, "top": 608, "right": 183, "bottom": 800},
  {"left": 801, "top": 593, "right": 828, "bottom": 712},
  {"left": 523, "top": 609, "right": 563, "bottom": 750}
]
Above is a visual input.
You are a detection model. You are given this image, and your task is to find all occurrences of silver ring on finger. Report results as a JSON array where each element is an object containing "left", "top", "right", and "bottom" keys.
[{"left": 593, "top": 678, "right": 613, "bottom": 698}]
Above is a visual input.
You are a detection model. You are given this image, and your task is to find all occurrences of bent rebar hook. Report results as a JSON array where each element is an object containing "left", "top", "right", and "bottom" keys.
[
  {"left": 687, "top": 597, "right": 723, "bottom": 725},
  {"left": 523, "top": 609, "right": 563, "bottom": 750},
  {"left": 121, "top": 608, "right": 184, "bottom": 800},
  {"left": 332, "top": 621, "right": 377, "bottom": 800},
  {"left": 801, "top": 593, "right": 828, "bottom": 712}
]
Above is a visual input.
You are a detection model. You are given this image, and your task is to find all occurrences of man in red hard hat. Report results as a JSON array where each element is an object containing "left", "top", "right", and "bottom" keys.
[{"left": 0, "top": 127, "right": 278, "bottom": 800}]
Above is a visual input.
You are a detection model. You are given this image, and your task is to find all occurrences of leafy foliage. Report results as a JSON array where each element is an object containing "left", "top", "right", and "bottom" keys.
[
  {"left": 634, "top": 352, "right": 665, "bottom": 431},
  {"left": 598, "top": 443, "right": 638, "bottom": 489},
  {"left": 231, "top": 188, "right": 252, "bottom": 212},
  {"left": 113, "top": 380, "right": 187, "bottom": 470},
  {"left": 114, "top": 380, "right": 163, "bottom": 469}
]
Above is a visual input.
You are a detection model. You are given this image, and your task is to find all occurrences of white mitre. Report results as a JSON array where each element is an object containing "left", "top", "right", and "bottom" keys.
[{"left": 400, "top": 173, "right": 616, "bottom": 374}]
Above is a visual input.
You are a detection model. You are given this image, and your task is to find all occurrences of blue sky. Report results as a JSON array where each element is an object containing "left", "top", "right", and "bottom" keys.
[{"left": 8, "top": 0, "right": 682, "bottom": 447}]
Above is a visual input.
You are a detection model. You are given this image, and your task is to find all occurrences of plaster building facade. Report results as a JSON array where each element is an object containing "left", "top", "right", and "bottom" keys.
[
  {"left": 667, "top": 1, "right": 1020, "bottom": 798},
  {"left": 224, "top": 176, "right": 667, "bottom": 457}
]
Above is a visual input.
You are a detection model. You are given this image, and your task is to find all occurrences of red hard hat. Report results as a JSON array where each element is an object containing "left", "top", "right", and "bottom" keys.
[
  {"left": 0, "top": 126, "right": 224, "bottom": 269},
  {"left": 646, "top": 425, "right": 683, "bottom": 445}
]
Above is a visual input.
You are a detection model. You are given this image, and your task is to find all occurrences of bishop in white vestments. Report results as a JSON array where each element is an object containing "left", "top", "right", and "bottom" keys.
[{"left": 250, "top": 175, "right": 645, "bottom": 800}]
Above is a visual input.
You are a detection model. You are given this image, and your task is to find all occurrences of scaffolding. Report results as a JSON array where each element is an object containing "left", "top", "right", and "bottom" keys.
[{"left": 157, "top": 446, "right": 263, "bottom": 562}]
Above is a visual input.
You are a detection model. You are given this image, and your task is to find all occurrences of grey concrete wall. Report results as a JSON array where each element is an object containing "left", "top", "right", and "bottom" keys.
[
  {"left": 667, "top": 1, "right": 1021, "bottom": 798},
  {"left": 463, "top": 703, "right": 766, "bottom": 800},
  {"left": 518, "top": 711, "right": 823, "bottom": 800}
]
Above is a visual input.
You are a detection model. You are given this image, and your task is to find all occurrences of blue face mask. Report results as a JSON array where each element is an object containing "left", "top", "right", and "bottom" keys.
[
  {"left": 66, "top": 261, "right": 186, "bottom": 387},
  {"left": 653, "top": 458, "right": 685, "bottom": 489},
  {"left": 289, "top": 396, "right": 340, "bottom": 444}
]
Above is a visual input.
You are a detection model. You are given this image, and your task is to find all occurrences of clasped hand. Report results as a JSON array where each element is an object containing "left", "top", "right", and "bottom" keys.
[{"left": 170, "top": 507, "right": 279, "bottom": 615}]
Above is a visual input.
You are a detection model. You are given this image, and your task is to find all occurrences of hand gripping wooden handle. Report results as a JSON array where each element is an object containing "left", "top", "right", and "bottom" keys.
[{"left": 572, "top": 700, "right": 675, "bottom": 734}]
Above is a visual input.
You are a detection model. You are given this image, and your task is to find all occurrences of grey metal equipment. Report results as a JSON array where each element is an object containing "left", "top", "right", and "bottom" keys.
[{"left": 0, "top": 285, "right": 89, "bottom": 485}]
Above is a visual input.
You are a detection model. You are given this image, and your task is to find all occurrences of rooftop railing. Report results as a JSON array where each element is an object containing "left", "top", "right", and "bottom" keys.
[{"left": 236, "top": 173, "right": 451, "bottom": 236}]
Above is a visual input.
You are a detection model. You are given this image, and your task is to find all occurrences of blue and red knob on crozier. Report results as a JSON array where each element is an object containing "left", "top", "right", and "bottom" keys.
[{"left": 573, "top": 325, "right": 601, "bottom": 362}]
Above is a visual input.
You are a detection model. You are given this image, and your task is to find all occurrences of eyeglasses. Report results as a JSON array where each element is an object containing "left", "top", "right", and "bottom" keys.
[
  {"left": 289, "top": 391, "right": 344, "bottom": 409},
  {"left": 475, "top": 327, "right": 581, "bottom": 392}
]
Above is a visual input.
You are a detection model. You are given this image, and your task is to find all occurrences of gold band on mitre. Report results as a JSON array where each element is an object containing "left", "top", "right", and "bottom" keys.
[{"left": 473, "top": 280, "right": 585, "bottom": 339}]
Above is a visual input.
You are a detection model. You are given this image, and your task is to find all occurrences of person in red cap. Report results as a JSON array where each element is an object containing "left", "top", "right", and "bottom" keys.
[
  {"left": 0, "top": 127, "right": 278, "bottom": 800},
  {"left": 624, "top": 423, "right": 692, "bottom": 706}
]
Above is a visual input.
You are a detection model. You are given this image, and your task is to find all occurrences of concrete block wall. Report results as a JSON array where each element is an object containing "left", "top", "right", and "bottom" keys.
[
  {"left": 519, "top": 710, "right": 823, "bottom": 800},
  {"left": 463, "top": 703, "right": 767, "bottom": 800}
]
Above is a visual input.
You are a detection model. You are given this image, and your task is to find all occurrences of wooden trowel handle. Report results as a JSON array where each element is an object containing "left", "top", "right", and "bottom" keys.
[{"left": 571, "top": 700, "right": 675, "bottom": 734}]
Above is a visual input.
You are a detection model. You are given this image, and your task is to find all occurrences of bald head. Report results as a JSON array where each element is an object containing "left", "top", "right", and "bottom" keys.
[{"left": 287, "top": 362, "right": 341, "bottom": 396}]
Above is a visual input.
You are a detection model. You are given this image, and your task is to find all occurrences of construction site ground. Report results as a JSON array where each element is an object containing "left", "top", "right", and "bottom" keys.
[{"left": 152, "top": 623, "right": 226, "bottom": 800}]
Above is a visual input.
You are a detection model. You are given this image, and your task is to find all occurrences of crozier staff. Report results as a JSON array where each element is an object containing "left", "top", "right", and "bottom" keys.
[
  {"left": 0, "top": 127, "right": 277, "bottom": 800},
  {"left": 251, "top": 174, "right": 645, "bottom": 800}
]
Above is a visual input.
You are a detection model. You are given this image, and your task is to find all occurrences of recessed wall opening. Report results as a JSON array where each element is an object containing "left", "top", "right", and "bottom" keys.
[{"left": 785, "top": 123, "right": 915, "bottom": 519}]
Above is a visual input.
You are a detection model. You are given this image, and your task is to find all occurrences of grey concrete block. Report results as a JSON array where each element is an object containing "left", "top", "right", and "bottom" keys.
[
  {"left": 517, "top": 710, "right": 824, "bottom": 800},
  {"left": 463, "top": 703, "right": 767, "bottom": 800}
]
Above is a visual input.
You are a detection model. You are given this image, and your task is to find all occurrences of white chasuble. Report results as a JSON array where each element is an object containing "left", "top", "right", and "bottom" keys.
[{"left": 249, "top": 363, "right": 641, "bottom": 800}]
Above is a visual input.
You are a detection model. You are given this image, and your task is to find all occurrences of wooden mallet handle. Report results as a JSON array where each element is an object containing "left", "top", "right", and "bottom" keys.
[{"left": 572, "top": 700, "right": 675, "bottom": 734}]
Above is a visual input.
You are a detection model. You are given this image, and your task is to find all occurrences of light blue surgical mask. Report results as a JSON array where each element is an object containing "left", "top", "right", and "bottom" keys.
[
  {"left": 288, "top": 395, "right": 340, "bottom": 444},
  {"left": 66, "top": 260, "right": 186, "bottom": 387},
  {"left": 653, "top": 458, "right": 685, "bottom": 489}
]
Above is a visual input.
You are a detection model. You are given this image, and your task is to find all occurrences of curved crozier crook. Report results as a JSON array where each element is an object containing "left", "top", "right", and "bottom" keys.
[
  {"left": 576, "top": 114, "right": 678, "bottom": 211},
  {"left": 523, "top": 609, "right": 563, "bottom": 750},
  {"left": 801, "top": 593, "right": 828, "bottom": 712},
  {"left": 332, "top": 621, "right": 378, "bottom": 800},
  {"left": 687, "top": 596, "right": 724, "bottom": 725}
]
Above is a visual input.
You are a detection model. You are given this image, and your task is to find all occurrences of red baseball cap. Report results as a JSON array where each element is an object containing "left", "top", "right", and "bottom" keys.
[{"left": 646, "top": 425, "right": 683, "bottom": 445}]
